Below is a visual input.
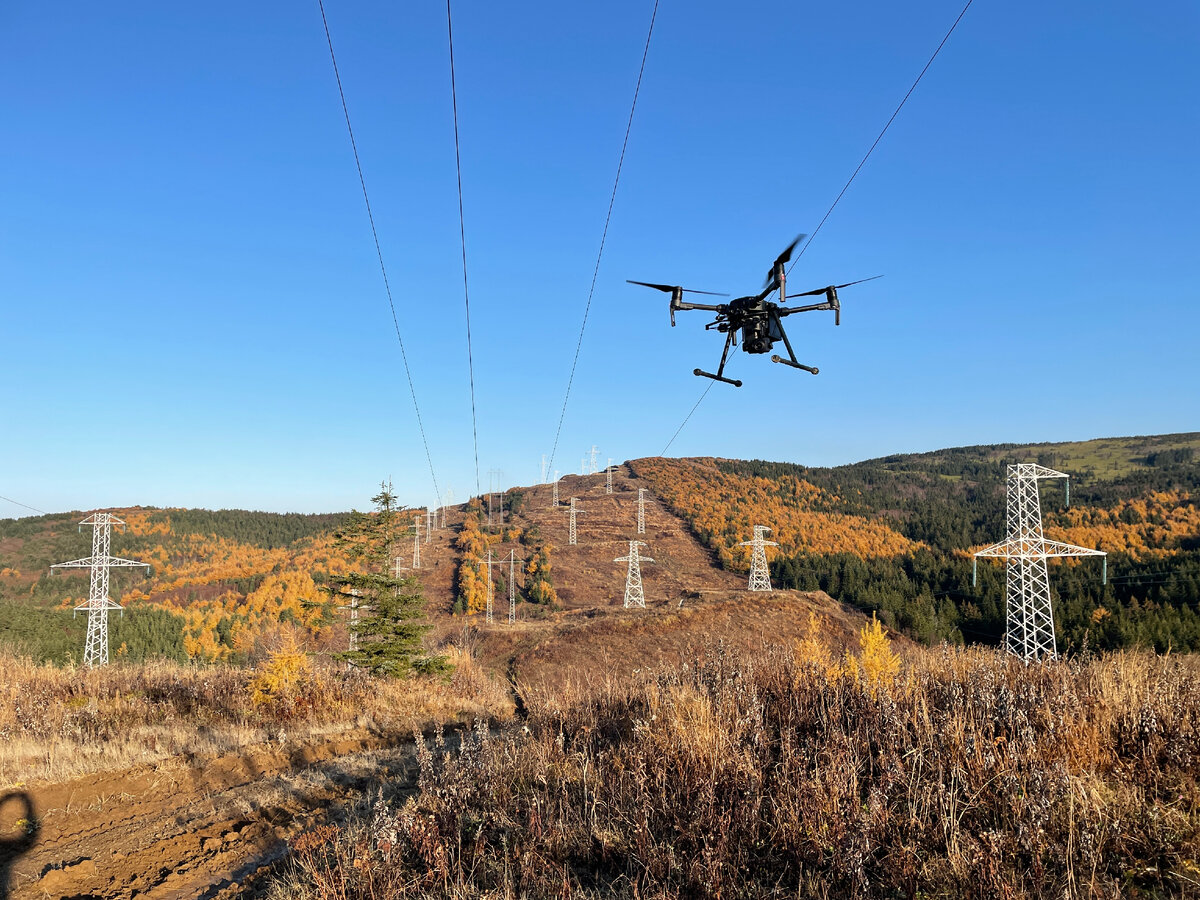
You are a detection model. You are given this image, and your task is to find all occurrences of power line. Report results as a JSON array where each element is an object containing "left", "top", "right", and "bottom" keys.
[
  {"left": 661, "top": 380, "right": 713, "bottom": 456},
  {"left": 317, "top": 0, "right": 441, "bottom": 502},
  {"left": 548, "top": 0, "right": 661, "bottom": 472},
  {"left": 445, "top": 0, "right": 481, "bottom": 498},
  {"left": 788, "top": 0, "right": 976, "bottom": 275},
  {"left": 659, "top": 0, "right": 976, "bottom": 452},
  {"left": 0, "top": 494, "right": 48, "bottom": 516}
]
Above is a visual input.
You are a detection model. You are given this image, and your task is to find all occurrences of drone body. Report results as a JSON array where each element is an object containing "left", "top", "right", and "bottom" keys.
[{"left": 628, "top": 235, "right": 878, "bottom": 387}]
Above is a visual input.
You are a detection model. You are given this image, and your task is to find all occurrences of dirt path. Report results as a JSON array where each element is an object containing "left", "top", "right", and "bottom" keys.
[{"left": 6, "top": 728, "right": 442, "bottom": 899}]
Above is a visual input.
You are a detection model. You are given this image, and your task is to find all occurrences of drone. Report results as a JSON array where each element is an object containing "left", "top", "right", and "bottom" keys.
[{"left": 628, "top": 235, "right": 879, "bottom": 387}]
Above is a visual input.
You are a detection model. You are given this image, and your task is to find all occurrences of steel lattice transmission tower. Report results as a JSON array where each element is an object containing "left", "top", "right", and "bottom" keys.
[
  {"left": 740, "top": 525, "right": 777, "bottom": 592},
  {"left": 606, "top": 458, "right": 614, "bottom": 494},
  {"left": 412, "top": 516, "right": 422, "bottom": 569},
  {"left": 568, "top": 497, "right": 584, "bottom": 546},
  {"left": 552, "top": 470, "right": 560, "bottom": 508},
  {"left": 51, "top": 513, "right": 149, "bottom": 667},
  {"left": 508, "top": 549, "right": 516, "bottom": 625},
  {"left": 441, "top": 489, "right": 454, "bottom": 528},
  {"left": 339, "top": 588, "right": 362, "bottom": 653},
  {"left": 486, "top": 549, "right": 494, "bottom": 624},
  {"left": 588, "top": 445, "right": 601, "bottom": 475},
  {"left": 637, "top": 488, "right": 647, "bottom": 535},
  {"left": 974, "top": 464, "right": 1106, "bottom": 662},
  {"left": 616, "top": 540, "right": 654, "bottom": 609}
]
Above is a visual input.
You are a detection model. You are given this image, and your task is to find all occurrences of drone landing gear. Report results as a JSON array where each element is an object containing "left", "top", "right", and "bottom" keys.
[
  {"left": 769, "top": 310, "right": 819, "bottom": 374},
  {"left": 771, "top": 355, "right": 818, "bottom": 375},
  {"left": 694, "top": 368, "right": 742, "bottom": 387},
  {"left": 694, "top": 331, "right": 743, "bottom": 387}
]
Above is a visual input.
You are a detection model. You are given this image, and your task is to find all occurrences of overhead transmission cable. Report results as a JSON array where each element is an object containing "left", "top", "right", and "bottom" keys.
[
  {"left": 445, "top": 0, "right": 481, "bottom": 499},
  {"left": 547, "top": 0, "right": 661, "bottom": 472},
  {"left": 660, "top": 0, "right": 975, "bottom": 455},
  {"left": 317, "top": 0, "right": 442, "bottom": 501},
  {"left": 0, "top": 494, "right": 49, "bottom": 516}
]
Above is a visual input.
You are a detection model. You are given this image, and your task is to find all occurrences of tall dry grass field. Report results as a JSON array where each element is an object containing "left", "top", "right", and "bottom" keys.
[
  {"left": 0, "top": 647, "right": 513, "bottom": 785},
  {"left": 281, "top": 644, "right": 1200, "bottom": 899}
]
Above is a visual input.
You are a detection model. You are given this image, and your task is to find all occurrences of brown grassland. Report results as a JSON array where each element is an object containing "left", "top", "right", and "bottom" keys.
[
  {"left": 0, "top": 645, "right": 513, "bottom": 787},
  {"left": 277, "top": 635, "right": 1200, "bottom": 899}
]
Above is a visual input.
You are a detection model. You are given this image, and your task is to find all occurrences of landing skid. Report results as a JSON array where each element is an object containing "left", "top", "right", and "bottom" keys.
[
  {"left": 770, "top": 354, "right": 818, "bottom": 375},
  {"left": 694, "top": 368, "right": 742, "bottom": 388}
]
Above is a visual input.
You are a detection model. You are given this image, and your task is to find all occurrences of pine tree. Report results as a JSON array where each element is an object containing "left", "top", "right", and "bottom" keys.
[{"left": 327, "top": 483, "right": 447, "bottom": 677}]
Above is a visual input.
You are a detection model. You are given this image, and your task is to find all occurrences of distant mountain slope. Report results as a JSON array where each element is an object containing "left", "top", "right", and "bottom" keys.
[
  {"left": 0, "top": 508, "right": 354, "bottom": 663},
  {"left": 632, "top": 433, "right": 1200, "bottom": 652}
]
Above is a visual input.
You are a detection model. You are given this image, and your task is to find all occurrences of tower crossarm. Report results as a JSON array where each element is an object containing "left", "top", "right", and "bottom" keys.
[
  {"left": 738, "top": 539, "right": 778, "bottom": 548},
  {"left": 975, "top": 539, "right": 1105, "bottom": 560},
  {"left": 53, "top": 556, "right": 149, "bottom": 570}
]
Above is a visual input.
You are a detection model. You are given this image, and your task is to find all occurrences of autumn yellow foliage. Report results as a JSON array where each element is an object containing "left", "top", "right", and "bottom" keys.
[{"left": 633, "top": 457, "right": 922, "bottom": 566}]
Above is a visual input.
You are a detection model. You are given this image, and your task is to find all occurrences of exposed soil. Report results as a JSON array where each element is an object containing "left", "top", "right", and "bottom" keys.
[
  {"left": 5, "top": 728, "right": 441, "bottom": 899},
  {"left": 3, "top": 466, "right": 872, "bottom": 898}
]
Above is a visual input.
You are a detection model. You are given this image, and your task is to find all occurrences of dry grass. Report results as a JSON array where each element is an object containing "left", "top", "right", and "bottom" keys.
[
  {"left": 279, "top": 644, "right": 1200, "bottom": 899},
  {"left": 0, "top": 647, "right": 513, "bottom": 786}
]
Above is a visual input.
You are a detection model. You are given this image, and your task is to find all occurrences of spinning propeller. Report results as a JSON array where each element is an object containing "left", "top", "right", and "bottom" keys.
[{"left": 626, "top": 280, "right": 728, "bottom": 326}]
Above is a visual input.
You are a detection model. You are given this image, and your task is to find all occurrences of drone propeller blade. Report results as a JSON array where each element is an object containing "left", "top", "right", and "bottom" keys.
[
  {"left": 763, "top": 233, "right": 807, "bottom": 288},
  {"left": 626, "top": 280, "right": 675, "bottom": 293},
  {"left": 626, "top": 280, "right": 728, "bottom": 297},
  {"left": 831, "top": 275, "right": 884, "bottom": 289},
  {"left": 785, "top": 275, "right": 884, "bottom": 298}
]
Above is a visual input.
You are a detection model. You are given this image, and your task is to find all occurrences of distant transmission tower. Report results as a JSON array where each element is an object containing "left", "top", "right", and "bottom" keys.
[
  {"left": 508, "top": 549, "right": 516, "bottom": 625},
  {"left": 540, "top": 453, "right": 548, "bottom": 484},
  {"left": 339, "top": 588, "right": 361, "bottom": 653},
  {"left": 740, "top": 525, "right": 777, "bottom": 592},
  {"left": 426, "top": 507, "right": 433, "bottom": 543},
  {"left": 606, "top": 458, "right": 614, "bottom": 494},
  {"left": 552, "top": 471, "right": 560, "bottom": 508},
  {"left": 51, "top": 513, "right": 149, "bottom": 667},
  {"left": 485, "top": 548, "right": 494, "bottom": 624},
  {"left": 637, "top": 488, "right": 647, "bottom": 535},
  {"left": 974, "top": 464, "right": 1106, "bottom": 662},
  {"left": 616, "top": 540, "right": 653, "bottom": 609},
  {"left": 581, "top": 456, "right": 588, "bottom": 476},
  {"left": 568, "top": 497, "right": 584, "bottom": 546},
  {"left": 588, "top": 445, "right": 600, "bottom": 475},
  {"left": 412, "top": 516, "right": 421, "bottom": 569},
  {"left": 394, "top": 556, "right": 404, "bottom": 577},
  {"left": 442, "top": 489, "right": 454, "bottom": 528}
]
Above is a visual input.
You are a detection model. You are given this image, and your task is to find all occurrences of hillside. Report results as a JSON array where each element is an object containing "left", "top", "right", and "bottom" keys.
[
  {"left": 2, "top": 432, "right": 1197, "bottom": 669},
  {"left": 631, "top": 431, "right": 1200, "bottom": 651}
]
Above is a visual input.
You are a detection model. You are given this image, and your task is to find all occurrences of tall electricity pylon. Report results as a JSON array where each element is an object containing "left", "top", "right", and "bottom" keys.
[
  {"left": 486, "top": 549, "right": 494, "bottom": 623},
  {"left": 339, "top": 588, "right": 361, "bottom": 653},
  {"left": 51, "top": 513, "right": 149, "bottom": 667},
  {"left": 974, "top": 464, "right": 1106, "bottom": 662},
  {"left": 552, "top": 471, "right": 561, "bottom": 508},
  {"left": 412, "top": 517, "right": 422, "bottom": 569},
  {"left": 637, "top": 488, "right": 647, "bottom": 535},
  {"left": 581, "top": 456, "right": 588, "bottom": 476},
  {"left": 426, "top": 507, "right": 433, "bottom": 542},
  {"left": 616, "top": 540, "right": 653, "bottom": 609},
  {"left": 568, "top": 497, "right": 584, "bottom": 545},
  {"left": 442, "top": 489, "right": 454, "bottom": 528},
  {"left": 606, "top": 458, "right": 614, "bottom": 494},
  {"left": 740, "top": 525, "right": 777, "bottom": 592},
  {"left": 588, "top": 445, "right": 600, "bottom": 476},
  {"left": 508, "top": 549, "right": 516, "bottom": 625},
  {"left": 394, "top": 556, "right": 404, "bottom": 577},
  {"left": 540, "top": 454, "right": 548, "bottom": 484}
]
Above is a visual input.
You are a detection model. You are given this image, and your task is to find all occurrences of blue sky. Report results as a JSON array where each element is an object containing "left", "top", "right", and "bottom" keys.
[{"left": 2, "top": 1, "right": 1197, "bottom": 516}]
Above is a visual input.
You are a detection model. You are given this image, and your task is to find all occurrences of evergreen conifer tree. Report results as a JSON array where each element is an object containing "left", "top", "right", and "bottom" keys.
[{"left": 327, "top": 482, "right": 447, "bottom": 677}]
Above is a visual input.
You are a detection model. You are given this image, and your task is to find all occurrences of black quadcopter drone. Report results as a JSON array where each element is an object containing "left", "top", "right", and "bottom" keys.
[{"left": 628, "top": 235, "right": 879, "bottom": 387}]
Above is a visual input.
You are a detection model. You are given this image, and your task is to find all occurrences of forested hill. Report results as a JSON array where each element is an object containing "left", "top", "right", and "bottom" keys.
[
  {"left": 0, "top": 507, "right": 352, "bottom": 663},
  {"left": 631, "top": 433, "right": 1200, "bottom": 652}
]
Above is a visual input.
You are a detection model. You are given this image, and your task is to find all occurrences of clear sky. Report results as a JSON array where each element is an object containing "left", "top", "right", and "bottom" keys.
[{"left": 2, "top": 1, "right": 1197, "bottom": 516}]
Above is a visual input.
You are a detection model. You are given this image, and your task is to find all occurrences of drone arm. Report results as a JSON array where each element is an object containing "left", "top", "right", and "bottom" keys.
[
  {"left": 672, "top": 300, "right": 725, "bottom": 313},
  {"left": 776, "top": 300, "right": 832, "bottom": 316}
]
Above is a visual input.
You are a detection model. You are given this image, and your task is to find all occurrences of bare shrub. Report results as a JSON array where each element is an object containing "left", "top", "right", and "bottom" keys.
[{"left": 283, "top": 645, "right": 1200, "bottom": 899}]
